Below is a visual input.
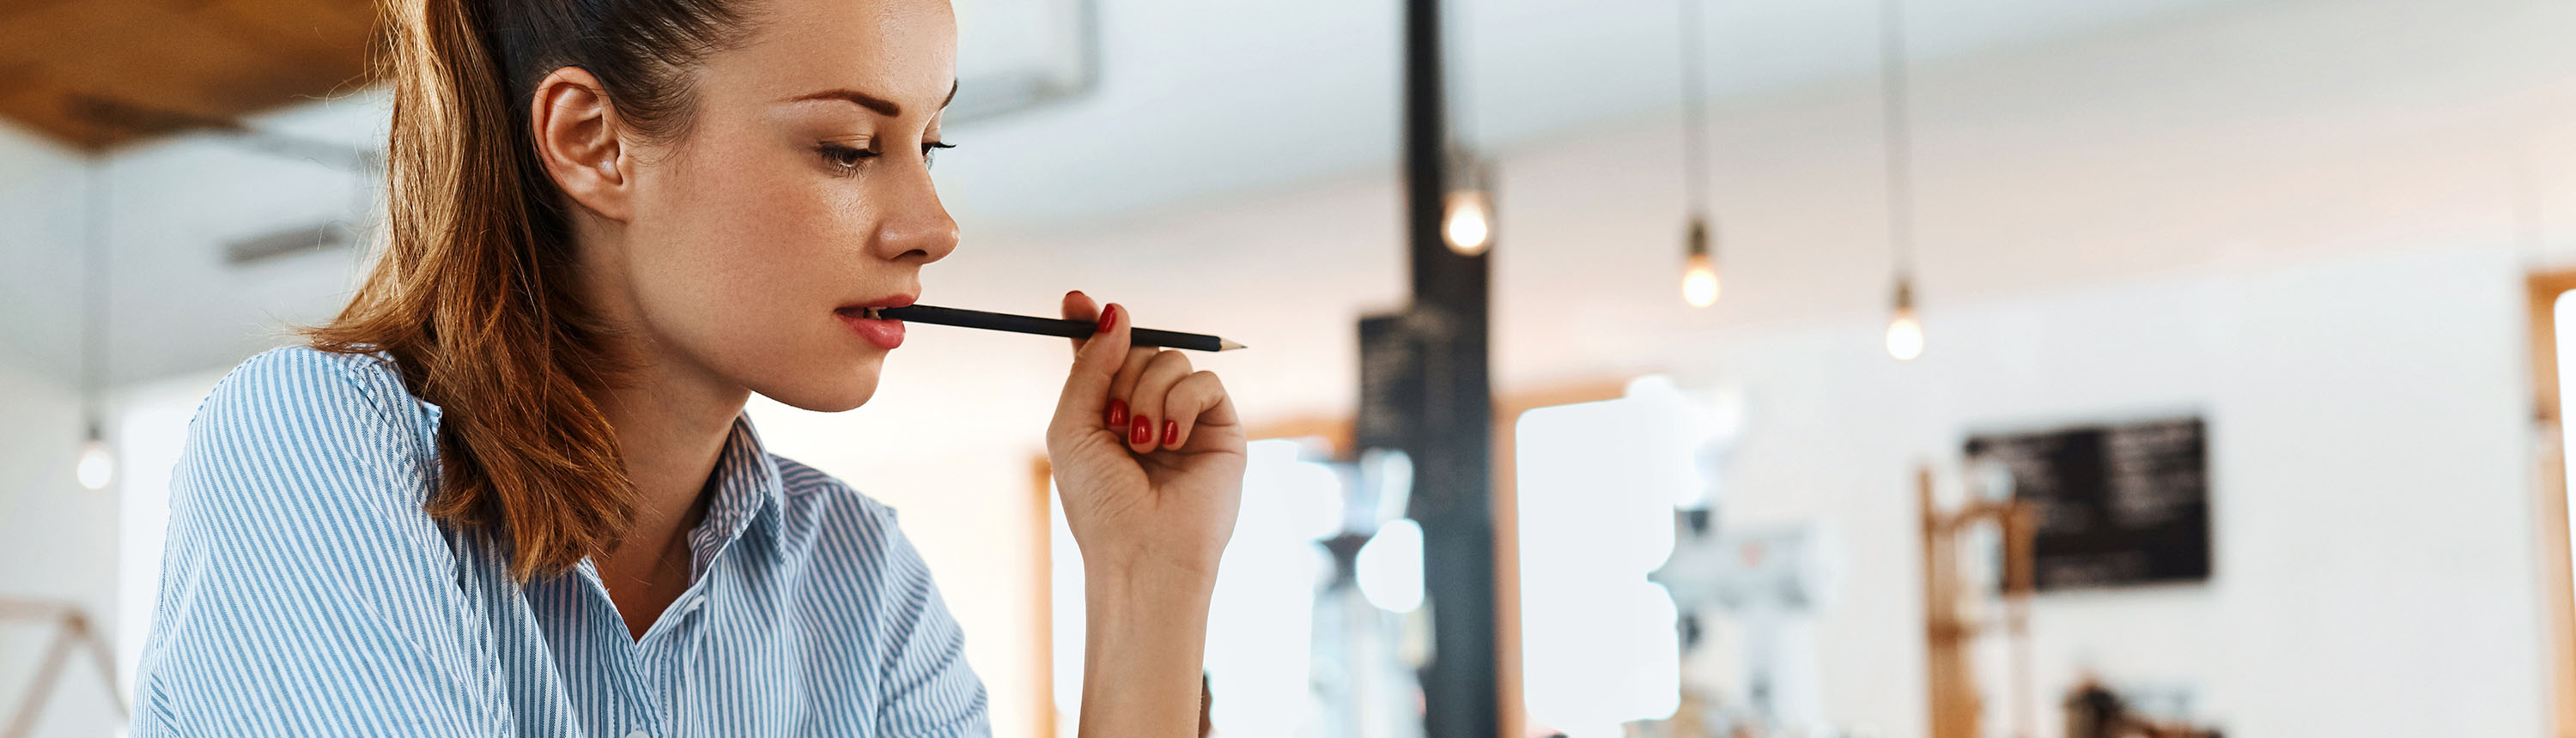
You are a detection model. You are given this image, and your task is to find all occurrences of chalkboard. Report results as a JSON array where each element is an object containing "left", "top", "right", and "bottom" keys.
[
  {"left": 1965, "top": 417, "right": 2209, "bottom": 590},
  {"left": 1355, "top": 311, "right": 1424, "bottom": 454}
]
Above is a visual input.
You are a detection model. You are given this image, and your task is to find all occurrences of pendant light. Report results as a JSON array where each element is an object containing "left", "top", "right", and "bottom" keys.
[
  {"left": 1444, "top": 148, "right": 1495, "bottom": 256},
  {"left": 1676, "top": 0, "right": 1720, "bottom": 308},
  {"left": 77, "top": 426, "right": 113, "bottom": 491},
  {"left": 1443, "top": 193, "right": 1492, "bottom": 255},
  {"left": 76, "top": 141, "right": 114, "bottom": 491},
  {"left": 1878, "top": 0, "right": 1923, "bottom": 360},
  {"left": 1683, "top": 222, "right": 1718, "bottom": 308},
  {"left": 1886, "top": 274, "right": 1923, "bottom": 362},
  {"left": 1439, "top": 1, "right": 1496, "bottom": 257}
]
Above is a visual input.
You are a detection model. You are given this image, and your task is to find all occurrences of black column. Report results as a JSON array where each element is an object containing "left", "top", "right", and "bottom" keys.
[{"left": 1400, "top": 0, "right": 1498, "bottom": 736}]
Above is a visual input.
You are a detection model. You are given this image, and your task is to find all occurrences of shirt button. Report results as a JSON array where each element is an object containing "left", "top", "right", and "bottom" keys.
[{"left": 624, "top": 731, "right": 652, "bottom": 738}]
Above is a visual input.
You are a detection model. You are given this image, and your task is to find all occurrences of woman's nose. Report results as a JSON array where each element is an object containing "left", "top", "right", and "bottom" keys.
[{"left": 875, "top": 174, "right": 959, "bottom": 265}]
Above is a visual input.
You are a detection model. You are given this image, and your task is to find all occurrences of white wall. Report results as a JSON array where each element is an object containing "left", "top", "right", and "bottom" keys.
[{"left": 1673, "top": 245, "right": 2536, "bottom": 737}]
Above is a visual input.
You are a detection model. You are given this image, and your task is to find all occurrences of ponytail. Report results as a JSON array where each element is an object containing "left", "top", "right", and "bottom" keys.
[{"left": 313, "top": 0, "right": 750, "bottom": 581}]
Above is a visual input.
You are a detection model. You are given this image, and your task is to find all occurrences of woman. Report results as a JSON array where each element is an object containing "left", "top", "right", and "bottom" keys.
[{"left": 130, "top": 0, "right": 1246, "bottom": 734}]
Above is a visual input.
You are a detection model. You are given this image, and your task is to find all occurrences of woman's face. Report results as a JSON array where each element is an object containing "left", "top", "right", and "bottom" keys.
[{"left": 608, "top": 0, "right": 959, "bottom": 412}]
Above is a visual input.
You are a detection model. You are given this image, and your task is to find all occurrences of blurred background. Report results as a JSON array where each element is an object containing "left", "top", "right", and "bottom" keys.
[{"left": 6, "top": 0, "right": 2576, "bottom": 736}]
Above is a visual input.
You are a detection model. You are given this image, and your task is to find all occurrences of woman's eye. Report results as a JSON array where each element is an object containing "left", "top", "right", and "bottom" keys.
[
  {"left": 923, "top": 142, "right": 956, "bottom": 168},
  {"left": 818, "top": 142, "right": 876, "bottom": 173}
]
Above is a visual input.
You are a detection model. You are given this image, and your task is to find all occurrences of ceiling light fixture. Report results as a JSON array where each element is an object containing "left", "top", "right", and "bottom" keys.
[
  {"left": 1877, "top": 0, "right": 1924, "bottom": 361},
  {"left": 1677, "top": 0, "right": 1722, "bottom": 309}
]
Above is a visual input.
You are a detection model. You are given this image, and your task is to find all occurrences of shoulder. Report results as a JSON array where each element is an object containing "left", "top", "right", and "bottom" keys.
[
  {"left": 770, "top": 455, "right": 909, "bottom": 552},
  {"left": 180, "top": 345, "right": 441, "bottom": 511},
  {"left": 762, "top": 455, "right": 954, "bottom": 598},
  {"left": 197, "top": 345, "right": 427, "bottom": 435},
  {"left": 208, "top": 342, "right": 416, "bottom": 404}
]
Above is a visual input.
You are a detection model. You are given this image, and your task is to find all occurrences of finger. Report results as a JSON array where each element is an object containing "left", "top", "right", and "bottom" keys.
[
  {"left": 1050, "top": 301, "right": 1130, "bottom": 436},
  {"left": 1109, "top": 344, "right": 1157, "bottom": 399},
  {"left": 1127, "top": 350, "right": 1195, "bottom": 452},
  {"left": 1106, "top": 324, "right": 1157, "bottom": 431},
  {"left": 1157, "top": 370, "right": 1234, "bottom": 451},
  {"left": 1060, "top": 290, "right": 1100, "bottom": 356}
]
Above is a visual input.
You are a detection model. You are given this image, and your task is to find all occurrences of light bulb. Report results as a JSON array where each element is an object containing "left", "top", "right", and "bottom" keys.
[
  {"left": 1682, "top": 252, "right": 1720, "bottom": 308},
  {"left": 1443, "top": 190, "right": 1492, "bottom": 256},
  {"left": 1680, "top": 217, "right": 1719, "bottom": 308},
  {"left": 1886, "top": 307, "right": 1923, "bottom": 361},
  {"left": 76, "top": 438, "right": 114, "bottom": 490},
  {"left": 1886, "top": 273, "right": 1923, "bottom": 361}
]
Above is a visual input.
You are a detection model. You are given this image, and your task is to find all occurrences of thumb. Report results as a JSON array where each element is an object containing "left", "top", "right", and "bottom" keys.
[
  {"left": 1051, "top": 302, "right": 1129, "bottom": 433},
  {"left": 1060, "top": 290, "right": 1102, "bottom": 357}
]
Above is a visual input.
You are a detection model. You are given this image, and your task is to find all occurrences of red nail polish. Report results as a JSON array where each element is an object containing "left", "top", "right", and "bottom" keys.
[
  {"left": 1161, "top": 420, "right": 1179, "bottom": 447},
  {"left": 1131, "top": 414, "right": 1152, "bottom": 445},
  {"left": 1096, "top": 305, "right": 1118, "bottom": 334},
  {"left": 1107, "top": 399, "right": 1127, "bottom": 427}
]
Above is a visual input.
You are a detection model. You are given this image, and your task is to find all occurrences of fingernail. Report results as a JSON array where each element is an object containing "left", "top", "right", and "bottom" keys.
[
  {"left": 1096, "top": 305, "right": 1118, "bottom": 335},
  {"left": 1107, "top": 398, "right": 1127, "bottom": 427},
  {"left": 1131, "top": 414, "right": 1152, "bottom": 445},
  {"left": 1161, "top": 419, "right": 1179, "bottom": 447}
]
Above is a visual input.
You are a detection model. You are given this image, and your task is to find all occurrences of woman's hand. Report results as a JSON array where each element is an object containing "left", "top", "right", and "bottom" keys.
[
  {"left": 1046, "top": 291, "right": 1248, "bottom": 590},
  {"left": 1049, "top": 291, "right": 1246, "bottom": 738}
]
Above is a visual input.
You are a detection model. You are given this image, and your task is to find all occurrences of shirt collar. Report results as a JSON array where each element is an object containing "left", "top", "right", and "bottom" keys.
[{"left": 689, "top": 412, "right": 790, "bottom": 565}]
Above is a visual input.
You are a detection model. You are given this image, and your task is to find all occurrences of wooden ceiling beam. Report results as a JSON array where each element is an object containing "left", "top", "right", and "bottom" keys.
[{"left": 0, "top": 0, "right": 379, "bottom": 149}]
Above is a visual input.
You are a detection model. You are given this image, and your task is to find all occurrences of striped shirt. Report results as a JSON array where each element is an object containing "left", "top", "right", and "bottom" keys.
[{"left": 132, "top": 347, "right": 990, "bottom": 738}]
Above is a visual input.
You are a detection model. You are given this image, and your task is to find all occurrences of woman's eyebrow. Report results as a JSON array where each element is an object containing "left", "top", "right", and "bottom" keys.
[{"left": 781, "top": 81, "right": 962, "bottom": 117}]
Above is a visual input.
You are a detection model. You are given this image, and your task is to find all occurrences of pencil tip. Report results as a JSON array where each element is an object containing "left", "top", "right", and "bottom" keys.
[{"left": 1219, "top": 339, "right": 1247, "bottom": 351}]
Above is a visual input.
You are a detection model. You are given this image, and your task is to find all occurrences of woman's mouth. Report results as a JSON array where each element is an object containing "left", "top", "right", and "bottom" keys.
[{"left": 835, "top": 306, "right": 905, "bottom": 350}]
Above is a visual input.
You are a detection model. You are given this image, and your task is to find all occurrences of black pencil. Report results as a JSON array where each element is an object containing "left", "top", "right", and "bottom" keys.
[{"left": 878, "top": 305, "right": 1246, "bottom": 352}]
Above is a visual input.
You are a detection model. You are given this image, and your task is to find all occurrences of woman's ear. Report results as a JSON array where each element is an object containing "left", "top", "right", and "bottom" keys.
[{"left": 529, "top": 66, "right": 634, "bottom": 221}]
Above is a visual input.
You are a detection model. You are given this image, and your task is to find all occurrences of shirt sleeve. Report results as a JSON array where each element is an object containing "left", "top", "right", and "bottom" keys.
[
  {"left": 132, "top": 348, "right": 499, "bottom": 738},
  {"left": 871, "top": 512, "right": 993, "bottom": 738}
]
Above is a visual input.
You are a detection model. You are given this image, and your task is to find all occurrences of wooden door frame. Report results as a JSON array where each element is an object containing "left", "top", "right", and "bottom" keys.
[{"left": 2528, "top": 270, "right": 2576, "bottom": 738}]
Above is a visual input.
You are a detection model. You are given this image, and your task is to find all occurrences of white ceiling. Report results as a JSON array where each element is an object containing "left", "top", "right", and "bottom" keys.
[
  {"left": 931, "top": 0, "right": 2251, "bottom": 229},
  {"left": 191, "top": 0, "right": 2263, "bottom": 230}
]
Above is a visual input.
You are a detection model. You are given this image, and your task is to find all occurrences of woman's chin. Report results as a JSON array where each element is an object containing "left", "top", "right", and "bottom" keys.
[{"left": 756, "top": 363, "right": 882, "bottom": 413}]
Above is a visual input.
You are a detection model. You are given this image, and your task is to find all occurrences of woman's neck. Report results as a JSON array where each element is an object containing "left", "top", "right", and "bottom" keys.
[
  {"left": 587, "top": 354, "right": 734, "bottom": 612},
  {"left": 586, "top": 348, "right": 749, "bottom": 638},
  {"left": 597, "top": 352, "right": 751, "bottom": 554}
]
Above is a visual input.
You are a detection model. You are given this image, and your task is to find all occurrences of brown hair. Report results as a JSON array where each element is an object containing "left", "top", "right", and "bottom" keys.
[{"left": 311, "top": 0, "right": 756, "bottom": 580}]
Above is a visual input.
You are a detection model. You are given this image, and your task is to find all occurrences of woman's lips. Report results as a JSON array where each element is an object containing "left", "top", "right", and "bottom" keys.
[{"left": 834, "top": 307, "right": 905, "bottom": 350}]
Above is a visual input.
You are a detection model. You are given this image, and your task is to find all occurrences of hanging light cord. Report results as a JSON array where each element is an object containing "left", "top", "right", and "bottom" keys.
[
  {"left": 82, "top": 152, "right": 109, "bottom": 433},
  {"left": 1879, "top": 0, "right": 1916, "bottom": 275},
  {"left": 1679, "top": 0, "right": 1712, "bottom": 225}
]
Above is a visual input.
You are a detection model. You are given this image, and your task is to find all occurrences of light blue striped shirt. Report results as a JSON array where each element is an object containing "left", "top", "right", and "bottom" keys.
[{"left": 133, "top": 347, "right": 989, "bottom": 737}]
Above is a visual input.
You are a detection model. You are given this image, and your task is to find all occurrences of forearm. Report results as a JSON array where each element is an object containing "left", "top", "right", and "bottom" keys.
[{"left": 1077, "top": 558, "right": 1216, "bottom": 738}]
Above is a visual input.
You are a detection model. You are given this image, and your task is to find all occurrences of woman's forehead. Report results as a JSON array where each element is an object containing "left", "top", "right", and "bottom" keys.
[{"left": 708, "top": 0, "right": 958, "bottom": 114}]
